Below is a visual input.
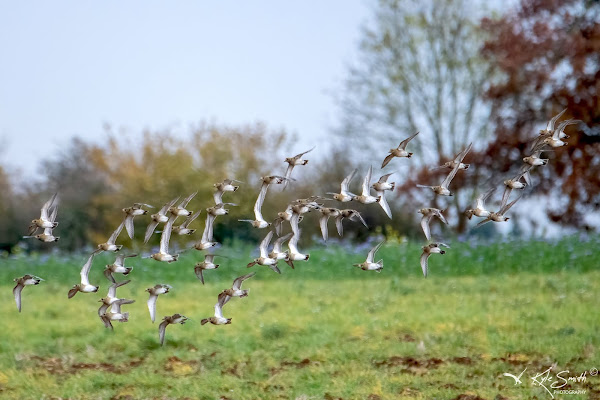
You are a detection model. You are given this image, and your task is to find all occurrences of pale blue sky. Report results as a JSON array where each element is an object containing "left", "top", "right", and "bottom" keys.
[{"left": 0, "top": 1, "right": 369, "bottom": 178}]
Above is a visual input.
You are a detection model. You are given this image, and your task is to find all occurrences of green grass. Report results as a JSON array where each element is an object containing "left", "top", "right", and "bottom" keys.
[{"left": 0, "top": 235, "right": 599, "bottom": 399}]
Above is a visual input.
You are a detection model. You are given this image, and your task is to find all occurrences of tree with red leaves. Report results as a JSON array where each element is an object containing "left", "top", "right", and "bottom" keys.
[{"left": 478, "top": 0, "right": 600, "bottom": 230}]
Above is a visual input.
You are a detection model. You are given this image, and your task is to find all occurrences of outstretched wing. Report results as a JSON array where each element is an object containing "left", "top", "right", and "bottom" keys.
[
  {"left": 420, "top": 252, "right": 430, "bottom": 277},
  {"left": 40, "top": 193, "right": 58, "bottom": 221},
  {"left": 441, "top": 143, "right": 471, "bottom": 188},
  {"left": 159, "top": 216, "right": 175, "bottom": 254},
  {"left": 273, "top": 233, "right": 292, "bottom": 252},
  {"left": 182, "top": 210, "right": 201, "bottom": 228},
  {"left": 335, "top": 215, "right": 344, "bottom": 236},
  {"left": 546, "top": 108, "right": 567, "bottom": 132},
  {"left": 13, "top": 284, "right": 24, "bottom": 312},
  {"left": 378, "top": 192, "right": 392, "bottom": 219},
  {"left": 232, "top": 272, "right": 256, "bottom": 290},
  {"left": 158, "top": 320, "right": 169, "bottom": 346},
  {"left": 366, "top": 240, "right": 385, "bottom": 263},
  {"left": 341, "top": 168, "right": 357, "bottom": 193},
  {"left": 108, "top": 221, "right": 125, "bottom": 245},
  {"left": 254, "top": 183, "right": 269, "bottom": 221},
  {"left": 80, "top": 253, "right": 95, "bottom": 286},
  {"left": 381, "top": 153, "right": 395, "bottom": 169},
  {"left": 147, "top": 294, "right": 158, "bottom": 323},
  {"left": 124, "top": 215, "right": 135, "bottom": 239},
  {"left": 319, "top": 215, "right": 330, "bottom": 241},
  {"left": 179, "top": 191, "right": 198, "bottom": 208},
  {"left": 398, "top": 131, "right": 419, "bottom": 149},
  {"left": 377, "top": 172, "right": 394, "bottom": 184},
  {"left": 144, "top": 220, "right": 159, "bottom": 244},
  {"left": 361, "top": 166, "right": 373, "bottom": 196},
  {"left": 420, "top": 215, "right": 433, "bottom": 241},
  {"left": 259, "top": 230, "right": 274, "bottom": 258}
]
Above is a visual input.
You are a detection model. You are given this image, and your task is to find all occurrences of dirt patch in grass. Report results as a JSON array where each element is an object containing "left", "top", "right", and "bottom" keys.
[
  {"left": 21, "top": 355, "right": 145, "bottom": 375},
  {"left": 163, "top": 356, "right": 199, "bottom": 375},
  {"left": 270, "top": 358, "right": 320, "bottom": 375},
  {"left": 450, "top": 394, "right": 488, "bottom": 400}
]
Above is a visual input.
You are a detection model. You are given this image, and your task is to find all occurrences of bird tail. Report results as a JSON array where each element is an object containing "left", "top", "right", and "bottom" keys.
[
  {"left": 201, "top": 319, "right": 209, "bottom": 325},
  {"left": 226, "top": 318, "right": 232, "bottom": 324}
]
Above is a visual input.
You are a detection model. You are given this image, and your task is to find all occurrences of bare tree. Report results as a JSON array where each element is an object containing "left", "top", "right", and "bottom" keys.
[{"left": 336, "top": 0, "right": 496, "bottom": 233}]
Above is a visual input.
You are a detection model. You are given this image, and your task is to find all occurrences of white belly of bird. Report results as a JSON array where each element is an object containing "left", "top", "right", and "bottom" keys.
[
  {"left": 373, "top": 182, "right": 393, "bottom": 191},
  {"left": 474, "top": 209, "right": 491, "bottom": 218},
  {"left": 100, "top": 243, "right": 119, "bottom": 251},
  {"left": 153, "top": 253, "right": 175, "bottom": 262},
  {"left": 24, "top": 278, "right": 38, "bottom": 285},
  {"left": 434, "top": 187, "right": 451, "bottom": 196},
  {"left": 131, "top": 209, "right": 146, "bottom": 216},
  {"left": 81, "top": 284, "right": 97, "bottom": 293},
  {"left": 364, "top": 262, "right": 380, "bottom": 270},
  {"left": 290, "top": 252, "right": 308, "bottom": 261},
  {"left": 356, "top": 195, "right": 378, "bottom": 204},
  {"left": 392, "top": 149, "right": 409, "bottom": 157},
  {"left": 38, "top": 220, "right": 55, "bottom": 228},
  {"left": 215, "top": 317, "right": 229, "bottom": 325},
  {"left": 39, "top": 235, "right": 57, "bottom": 242},
  {"left": 258, "top": 257, "right": 277, "bottom": 265},
  {"left": 269, "top": 252, "right": 286, "bottom": 260}
]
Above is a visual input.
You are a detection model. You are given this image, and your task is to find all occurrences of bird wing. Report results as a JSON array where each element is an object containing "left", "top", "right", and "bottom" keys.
[
  {"left": 290, "top": 212, "right": 301, "bottom": 237},
  {"left": 366, "top": 240, "right": 385, "bottom": 263},
  {"left": 476, "top": 187, "right": 495, "bottom": 210},
  {"left": 361, "top": 165, "right": 373, "bottom": 196},
  {"left": 159, "top": 216, "right": 175, "bottom": 254},
  {"left": 233, "top": 272, "right": 256, "bottom": 290},
  {"left": 288, "top": 232, "right": 300, "bottom": 254},
  {"left": 259, "top": 230, "right": 274, "bottom": 258},
  {"left": 293, "top": 146, "right": 315, "bottom": 159},
  {"left": 103, "top": 268, "right": 116, "bottom": 283},
  {"left": 341, "top": 168, "right": 357, "bottom": 194},
  {"left": 335, "top": 215, "right": 344, "bottom": 236},
  {"left": 441, "top": 143, "right": 471, "bottom": 188},
  {"left": 108, "top": 279, "right": 131, "bottom": 298},
  {"left": 195, "top": 268, "right": 205, "bottom": 284},
  {"left": 398, "top": 131, "right": 419, "bottom": 149},
  {"left": 13, "top": 284, "right": 24, "bottom": 312},
  {"left": 319, "top": 215, "right": 330, "bottom": 241},
  {"left": 108, "top": 220, "right": 125, "bottom": 245},
  {"left": 100, "top": 314, "right": 114, "bottom": 330},
  {"left": 201, "top": 213, "right": 216, "bottom": 243},
  {"left": 546, "top": 108, "right": 567, "bottom": 132},
  {"left": 179, "top": 191, "right": 198, "bottom": 208},
  {"left": 381, "top": 153, "right": 395, "bottom": 169},
  {"left": 420, "top": 215, "right": 433, "bottom": 241},
  {"left": 80, "top": 253, "right": 95, "bottom": 286},
  {"left": 553, "top": 119, "right": 579, "bottom": 140},
  {"left": 377, "top": 172, "right": 394, "bottom": 184},
  {"left": 158, "top": 320, "right": 169, "bottom": 346},
  {"left": 283, "top": 164, "right": 295, "bottom": 183},
  {"left": 98, "top": 303, "right": 109, "bottom": 317},
  {"left": 182, "top": 210, "right": 201, "bottom": 228},
  {"left": 124, "top": 215, "right": 135, "bottom": 239},
  {"left": 40, "top": 193, "right": 58, "bottom": 220},
  {"left": 254, "top": 183, "right": 269, "bottom": 222},
  {"left": 420, "top": 252, "right": 430, "bottom": 277},
  {"left": 213, "top": 190, "right": 223, "bottom": 205},
  {"left": 160, "top": 197, "right": 180, "bottom": 214},
  {"left": 501, "top": 186, "right": 513, "bottom": 212},
  {"left": 433, "top": 209, "right": 448, "bottom": 225},
  {"left": 378, "top": 192, "right": 392, "bottom": 219},
  {"left": 147, "top": 294, "right": 158, "bottom": 323},
  {"left": 49, "top": 204, "right": 59, "bottom": 223},
  {"left": 273, "top": 233, "right": 292, "bottom": 252},
  {"left": 144, "top": 220, "right": 159, "bottom": 244},
  {"left": 351, "top": 211, "right": 369, "bottom": 228},
  {"left": 500, "top": 193, "right": 523, "bottom": 215}
]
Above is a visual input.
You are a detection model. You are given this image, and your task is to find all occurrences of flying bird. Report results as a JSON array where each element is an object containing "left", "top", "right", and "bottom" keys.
[
  {"left": 381, "top": 131, "right": 419, "bottom": 168},
  {"left": 122, "top": 203, "right": 153, "bottom": 239},
  {"left": 23, "top": 204, "right": 59, "bottom": 242},
  {"left": 28, "top": 193, "right": 58, "bottom": 235},
  {"left": 144, "top": 197, "right": 180, "bottom": 244},
  {"left": 268, "top": 233, "right": 292, "bottom": 261},
  {"left": 194, "top": 254, "right": 224, "bottom": 284},
  {"left": 146, "top": 284, "right": 172, "bottom": 323},
  {"left": 335, "top": 209, "right": 368, "bottom": 236},
  {"left": 213, "top": 178, "right": 242, "bottom": 205},
  {"left": 327, "top": 168, "right": 358, "bottom": 202},
  {"left": 476, "top": 193, "right": 523, "bottom": 228},
  {"left": 239, "top": 176, "right": 289, "bottom": 228},
  {"left": 149, "top": 216, "right": 178, "bottom": 262},
  {"left": 172, "top": 210, "right": 201, "bottom": 236},
  {"left": 93, "top": 221, "right": 125, "bottom": 254},
  {"left": 221, "top": 272, "right": 256, "bottom": 299},
  {"left": 158, "top": 314, "right": 189, "bottom": 346},
  {"left": 318, "top": 207, "right": 341, "bottom": 241},
  {"left": 417, "top": 208, "right": 448, "bottom": 241},
  {"left": 420, "top": 243, "right": 450, "bottom": 277},
  {"left": 103, "top": 253, "right": 137, "bottom": 283},
  {"left": 68, "top": 253, "right": 99, "bottom": 298},
  {"left": 283, "top": 146, "right": 315, "bottom": 189},
  {"left": 284, "top": 231, "right": 309, "bottom": 269},
  {"left": 201, "top": 292, "right": 232, "bottom": 326},
  {"left": 13, "top": 274, "right": 44, "bottom": 312},
  {"left": 417, "top": 143, "right": 472, "bottom": 196},
  {"left": 194, "top": 213, "right": 218, "bottom": 250},
  {"left": 168, "top": 192, "right": 197, "bottom": 217},
  {"left": 246, "top": 230, "right": 280, "bottom": 274},
  {"left": 353, "top": 166, "right": 381, "bottom": 205},
  {"left": 353, "top": 240, "right": 385, "bottom": 272}
]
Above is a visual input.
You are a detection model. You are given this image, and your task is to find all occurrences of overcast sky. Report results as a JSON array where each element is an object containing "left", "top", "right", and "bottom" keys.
[{"left": 0, "top": 1, "right": 369, "bottom": 178}]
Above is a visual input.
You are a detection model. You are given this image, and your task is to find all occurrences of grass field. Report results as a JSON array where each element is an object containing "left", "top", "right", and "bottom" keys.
[{"left": 0, "top": 235, "right": 599, "bottom": 399}]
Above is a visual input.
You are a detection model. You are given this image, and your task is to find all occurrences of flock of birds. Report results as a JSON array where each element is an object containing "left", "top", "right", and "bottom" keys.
[{"left": 14, "top": 109, "right": 578, "bottom": 345}]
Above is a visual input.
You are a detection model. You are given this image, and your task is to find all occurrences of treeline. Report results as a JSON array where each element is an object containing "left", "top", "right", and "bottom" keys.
[{"left": 0, "top": 122, "right": 423, "bottom": 253}]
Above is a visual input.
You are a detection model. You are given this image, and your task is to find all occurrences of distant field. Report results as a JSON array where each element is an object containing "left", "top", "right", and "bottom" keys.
[{"left": 0, "top": 235, "right": 599, "bottom": 399}]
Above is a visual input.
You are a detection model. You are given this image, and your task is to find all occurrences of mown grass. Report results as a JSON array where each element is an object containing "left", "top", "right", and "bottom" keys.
[{"left": 0, "top": 235, "right": 599, "bottom": 399}]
